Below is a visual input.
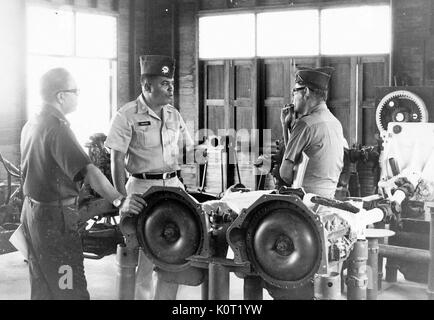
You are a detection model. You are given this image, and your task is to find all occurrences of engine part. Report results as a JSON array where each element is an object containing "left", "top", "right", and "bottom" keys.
[
  {"left": 227, "top": 194, "right": 324, "bottom": 293},
  {"left": 119, "top": 186, "right": 209, "bottom": 287},
  {"left": 428, "top": 209, "right": 434, "bottom": 299},
  {"left": 346, "top": 239, "right": 368, "bottom": 300},
  {"left": 375, "top": 90, "right": 428, "bottom": 135},
  {"left": 317, "top": 272, "right": 340, "bottom": 300},
  {"left": 81, "top": 221, "right": 124, "bottom": 260},
  {"left": 115, "top": 244, "right": 139, "bottom": 300},
  {"left": 136, "top": 187, "right": 206, "bottom": 272}
]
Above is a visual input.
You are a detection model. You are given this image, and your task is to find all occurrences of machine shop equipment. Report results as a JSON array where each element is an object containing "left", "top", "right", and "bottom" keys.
[
  {"left": 225, "top": 189, "right": 388, "bottom": 300},
  {"left": 376, "top": 122, "right": 434, "bottom": 284},
  {"left": 116, "top": 186, "right": 222, "bottom": 299},
  {"left": 117, "top": 184, "right": 390, "bottom": 300},
  {"left": 79, "top": 133, "right": 123, "bottom": 259},
  {"left": 376, "top": 90, "right": 428, "bottom": 137}
]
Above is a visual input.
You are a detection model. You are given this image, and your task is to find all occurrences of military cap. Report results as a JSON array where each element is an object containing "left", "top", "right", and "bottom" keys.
[
  {"left": 140, "top": 55, "right": 175, "bottom": 78},
  {"left": 295, "top": 66, "right": 335, "bottom": 91}
]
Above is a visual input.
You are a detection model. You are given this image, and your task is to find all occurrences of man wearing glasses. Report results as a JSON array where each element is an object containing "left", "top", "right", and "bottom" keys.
[
  {"left": 20, "top": 68, "right": 146, "bottom": 299},
  {"left": 279, "top": 67, "right": 344, "bottom": 198}
]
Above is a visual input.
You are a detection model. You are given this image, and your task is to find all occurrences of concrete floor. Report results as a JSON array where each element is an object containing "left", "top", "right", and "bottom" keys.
[{"left": 0, "top": 251, "right": 428, "bottom": 300}]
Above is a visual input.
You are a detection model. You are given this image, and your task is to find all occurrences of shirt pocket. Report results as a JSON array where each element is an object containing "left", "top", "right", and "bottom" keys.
[
  {"left": 164, "top": 121, "right": 180, "bottom": 145},
  {"left": 132, "top": 124, "right": 160, "bottom": 148}
]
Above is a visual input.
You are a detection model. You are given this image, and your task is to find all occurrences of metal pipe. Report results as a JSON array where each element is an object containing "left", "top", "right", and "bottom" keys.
[
  {"left": 209, "top": 263, "right": 229, "bottom": 300},
  {"left": 385, "top": 258, "right": 399, "bottom": 283},
  {"left": 201, "top": 275, "right": 209, "bottom": 300},
  {"left": 367, "top": 238, "right": 379, "bottom": 300},
  {"left": 115, "top": 244, "right": 139, "bottom": 300},
  {"left": 428, "top": 210, "right": 434, "bottom": 300},
  {"left": 391, "top": 231, "right": 429, "bottom": 248},
  {"left": 379, "top": 244, "right": 430, "bottom": 263},
  {"left": 319, "top": 272, "right": 340, "bottom": 300},
  {"left": 378, "top": 253, "right": 384, "bottom": 290},
  {"left": 243, "top": 276, "right": 263, "bottom": 300},
  {"left": 347, "top": 239, "right": 368, "bottom": 300}
]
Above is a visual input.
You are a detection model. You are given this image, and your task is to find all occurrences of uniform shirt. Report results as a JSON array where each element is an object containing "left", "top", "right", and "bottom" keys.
[
  {"left": 20, "top": 104, "right": 92, "bottom": 202},
  {"left": 284, "top": 102, "right": 344, "bottom": 198},
  {"left": 105, "top": 94, "right": 193, "bottom": 174}
]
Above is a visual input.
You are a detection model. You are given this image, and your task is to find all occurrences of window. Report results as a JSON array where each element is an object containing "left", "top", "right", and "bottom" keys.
[
  {"left": 257, "top": 10, "right": 319, "bottom": 57},
  {"left": 199, "top": 13, "right": 255, "bottom": 59},
  {"left": 321, "top": 5, "right": 391, "bottom": 55},
  {"left": 26, "top": 6, "right": 117, "bottom": 146},
  {"left": 198, "top": 4, "right": 391, "bottom": 59}
]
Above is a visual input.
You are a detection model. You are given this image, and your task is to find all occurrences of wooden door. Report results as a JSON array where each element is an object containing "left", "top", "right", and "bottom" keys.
[{"left": 200, "top": 59, "right": 257, "bottom": 193}]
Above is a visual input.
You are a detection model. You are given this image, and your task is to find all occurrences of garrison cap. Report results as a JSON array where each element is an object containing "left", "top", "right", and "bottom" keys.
[
  {"left": 295, "top": 66, "right": 335, "bottom": 91},
  {"left": 140, "top": 55, "right": 175, "bottom": 78}
]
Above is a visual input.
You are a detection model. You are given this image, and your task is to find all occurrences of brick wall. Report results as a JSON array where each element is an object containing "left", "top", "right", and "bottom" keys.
[{"left": 392, "top": 0, "right": 434, "bottom": 86}]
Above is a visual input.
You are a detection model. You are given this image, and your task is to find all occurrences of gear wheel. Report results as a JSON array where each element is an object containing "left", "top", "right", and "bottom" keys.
[{"left": 376, "top": 90, "right": 428, "bottom": 133}]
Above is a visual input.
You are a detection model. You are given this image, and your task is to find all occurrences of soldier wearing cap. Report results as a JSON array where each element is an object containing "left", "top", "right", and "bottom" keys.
[
  {"left": 105, "top": 55, "right": 193, "bottom": 300},
  {"left": 20, "top": 68, "right": 146, "bottom": 300},
  {"left": 279, "top": 66, "right": 344, "bottom": 198}
]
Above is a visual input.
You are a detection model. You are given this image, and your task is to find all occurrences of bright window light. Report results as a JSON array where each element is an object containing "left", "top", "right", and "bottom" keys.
[
  {"left": 199, "top": 14, "right": 255, "bottom": 59},
  {"left": 76, "top": 13, "right": 117, "bottom": 58},
  {"left": 321, "top": 5, "right": 391, "bottom": 55},
  {"left": 26, "top": 6, "right": 117, "bottom": 147},
  {"left": 27, "top": 7, "right": 74, "bottom": 55},
  {"left": 27, "top": 56, "right": 113, "bottom": 146},
  {"left": 257, "top": 10, "right": 319, "bottom": 56}
]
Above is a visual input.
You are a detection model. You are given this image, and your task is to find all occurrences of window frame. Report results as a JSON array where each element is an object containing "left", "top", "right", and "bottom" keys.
[
  {"left": 25, "top": 4, "right": 119, "bottom": 142},
  {"left": 197, "top": 0, "right": 391, "bottom": 59}
]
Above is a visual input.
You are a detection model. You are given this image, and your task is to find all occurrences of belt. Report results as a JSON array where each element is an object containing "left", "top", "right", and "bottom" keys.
[
  {"left": 27, "top": 196, "right": 78, "bottom": 207},
  {"left": 132, "top": 171, "right": 177, "bottom": 180}
]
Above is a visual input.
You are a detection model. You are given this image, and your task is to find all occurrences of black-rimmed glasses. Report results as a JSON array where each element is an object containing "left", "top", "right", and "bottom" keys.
[{"left": 292, "top": 86, "right": 306, "bottom": 94}]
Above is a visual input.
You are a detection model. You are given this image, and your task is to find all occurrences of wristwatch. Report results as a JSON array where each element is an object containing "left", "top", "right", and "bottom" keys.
[{"left": 112, "top": 196, "right": 126, "bottom": 208}]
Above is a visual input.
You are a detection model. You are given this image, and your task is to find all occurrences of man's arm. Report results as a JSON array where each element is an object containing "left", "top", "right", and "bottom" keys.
[
  {"left": 111, "top": 149, "right": 127, "bottom": 196},
  {"left": 279, "top": 121, "right": 310, "bottom": 187},
  {"left": 280, "top": 158, "right": 295, "bottom": 186},
  {"left": 83, "top": 163, "right": 145, "bottom": 215},
  {"left": 280, "top": 104, "right": 295, "bottom": 147}
]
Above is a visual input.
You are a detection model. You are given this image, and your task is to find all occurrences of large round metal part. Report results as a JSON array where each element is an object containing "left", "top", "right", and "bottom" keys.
[
  {"left": 376, "top": 90, "right": 428, "bottom": 133},
  {"left": 136, "top": 191, "right": 203, "bottom": 272},
  {"left": 253, "top": 210, "right": 319, "bottom": 281},
  {"left": 245, "top": 199, "right": 322, "bottom": 289}
]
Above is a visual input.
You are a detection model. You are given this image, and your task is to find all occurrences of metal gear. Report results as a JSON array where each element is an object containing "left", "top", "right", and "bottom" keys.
[{"left": 375, "top": 90, "right": 428, "bottom": 133}]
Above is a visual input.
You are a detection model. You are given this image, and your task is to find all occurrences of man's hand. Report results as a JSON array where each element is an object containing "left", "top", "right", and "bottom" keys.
[
  {"left": 281, "top": 104, "right": 295, "bottom": 128},
  {"left": 119, "top": 194, "right": 147, "bottom": 217}
]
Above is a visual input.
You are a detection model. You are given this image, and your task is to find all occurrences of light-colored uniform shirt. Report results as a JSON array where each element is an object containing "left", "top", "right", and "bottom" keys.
[
  {"left": 105, "top": 94, "right": 193, "bottom": 174},
  {"left": 284, "top": 102, "right": 344, "bottom": 198}
]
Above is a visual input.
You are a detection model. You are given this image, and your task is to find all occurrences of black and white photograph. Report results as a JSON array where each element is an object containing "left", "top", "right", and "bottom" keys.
[{"left": 0, "top": 0, "right": 433, "bottom": 311}]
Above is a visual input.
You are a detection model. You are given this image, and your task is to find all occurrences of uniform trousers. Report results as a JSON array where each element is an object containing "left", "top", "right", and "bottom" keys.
[
  {"left": 20, "top": 197, "right": 89, "bottom": 300},
  {"left": 125, "top": 176, "right": 184, "bottom": 300}
]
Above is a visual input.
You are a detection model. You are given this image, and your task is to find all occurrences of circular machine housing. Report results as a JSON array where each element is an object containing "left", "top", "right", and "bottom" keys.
[
  {"left": 227, "top": 194, "right": 324, "bottom": 290},
  {"left": 136, "top": 186, "right": 206, "bottom": 273},
  {"left": 376, "top": 90, "right": 428, "bottom": 134}
]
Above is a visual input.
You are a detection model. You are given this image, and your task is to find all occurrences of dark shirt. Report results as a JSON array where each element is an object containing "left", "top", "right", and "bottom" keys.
[{"left": 20, "top": 104, "right": 91, "bottom": 202}]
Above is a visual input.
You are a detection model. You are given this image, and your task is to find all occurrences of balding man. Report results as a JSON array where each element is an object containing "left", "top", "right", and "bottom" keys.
[{"left": 20, "top": 68, "right": 146, "bottom": 300}]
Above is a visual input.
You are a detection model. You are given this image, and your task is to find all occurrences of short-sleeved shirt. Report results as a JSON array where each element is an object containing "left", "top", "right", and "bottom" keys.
[
  {"left": 20, "top": 104, "right": 92, "bottom": 202},
  {"left": 105, "top": 94, "right": 193, "bottom": 174},
  {"left": 284, "top": 102, "right": 344, "bottom": 198}
]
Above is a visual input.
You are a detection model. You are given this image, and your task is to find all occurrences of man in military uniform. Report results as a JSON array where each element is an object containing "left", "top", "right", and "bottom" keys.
[
  {"left": 279, "top": 67, "right": 344, "bottom": 198},
  {"left": 105, "top": 55, "right": 193, "bottom": 300},
  {"left": 20, "top": 68, "right": 146, "bottom": 300}
]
